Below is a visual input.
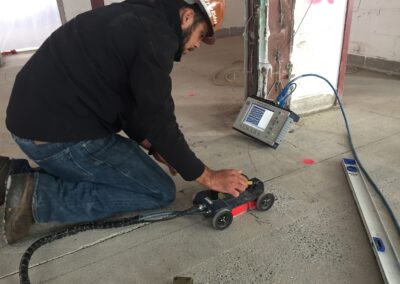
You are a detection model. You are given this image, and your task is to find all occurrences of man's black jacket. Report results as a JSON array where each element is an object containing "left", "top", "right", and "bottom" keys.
[{"left": 6, "top": 0, "right": 205, "bottom": 181}]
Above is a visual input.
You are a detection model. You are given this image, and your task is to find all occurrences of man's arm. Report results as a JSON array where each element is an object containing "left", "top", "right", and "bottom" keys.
[
  {"left": 123, "top": 19, "right": 248, "bottom": 190},
  {"left": 140, "top": 139, "right": 177, "bottom": 176},
  {"left": 139, "top": 140, "right": 247, "bottom": 196},
  {"left": 125, "top": 41, "right": 205, "bottom": 180}
]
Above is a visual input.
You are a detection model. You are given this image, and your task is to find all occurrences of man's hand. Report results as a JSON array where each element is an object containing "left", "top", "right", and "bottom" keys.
[
  {"left": 196, "top": 167, "right": 248, "bottom": 197},
  {"left": 140, "top": 139, "right": 152, "bottom": 151},
  {"left": 153, "top": 152, "right": 178, "bottom": 176}
]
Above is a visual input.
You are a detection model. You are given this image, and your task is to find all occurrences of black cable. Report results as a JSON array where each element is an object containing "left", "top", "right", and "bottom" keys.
[{"left": 292, "top": 1, "right": 313, "bottom": 38}]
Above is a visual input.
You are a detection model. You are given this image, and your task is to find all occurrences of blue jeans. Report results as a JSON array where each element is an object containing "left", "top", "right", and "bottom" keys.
[{"left": 12, "top": 134, "right": 176, "bottom": 224}]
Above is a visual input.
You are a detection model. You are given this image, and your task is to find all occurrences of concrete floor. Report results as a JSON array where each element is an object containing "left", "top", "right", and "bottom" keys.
[{"left": 1, "top": 36, "right": 399, "bottom": 283}]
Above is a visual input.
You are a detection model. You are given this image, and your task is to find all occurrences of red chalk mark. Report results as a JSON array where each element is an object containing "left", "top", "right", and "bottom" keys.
[
  {"left": 188, "top": 92, "right": 196, "bottom": 97},
  {"left": 303, "top": 159, "right": 315, "bottom": 165}
]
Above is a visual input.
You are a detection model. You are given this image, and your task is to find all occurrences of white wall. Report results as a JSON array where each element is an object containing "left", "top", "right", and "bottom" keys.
[
  {"left": 289, "top": 0, "right": 348, "bottom": 114},
  {"left": 349, "top": 0, "right": 400, "bottom": 61}
]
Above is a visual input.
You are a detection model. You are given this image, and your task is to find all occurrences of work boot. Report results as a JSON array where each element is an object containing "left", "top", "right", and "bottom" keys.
[
  {"left": 1, "top": 156, "right": 32, "bottom": 207},
  {"left": 3, "top": 173, "right": 35, "bottom": 245},
  {"left": 0, "top": 156, "right": 11, "bottom": 206}
]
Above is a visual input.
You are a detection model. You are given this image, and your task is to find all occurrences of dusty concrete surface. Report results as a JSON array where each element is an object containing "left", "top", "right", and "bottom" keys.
[{"left": 1, "top": 36, "right": 398, "bottom": 283}]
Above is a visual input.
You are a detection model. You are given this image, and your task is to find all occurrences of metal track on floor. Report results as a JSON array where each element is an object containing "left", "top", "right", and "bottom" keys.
[{"left": 342, "top": 158, "right": 400, "bottom": 284}]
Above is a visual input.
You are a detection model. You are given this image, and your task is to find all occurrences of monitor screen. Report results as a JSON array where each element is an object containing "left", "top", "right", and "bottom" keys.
[{"left": 243, "top": 104, "right": 274, "bottom": 131}]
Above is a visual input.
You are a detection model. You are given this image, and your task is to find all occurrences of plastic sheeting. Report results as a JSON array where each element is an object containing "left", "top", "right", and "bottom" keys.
[{"left": 0, "top": 0, "right": 61, "bottom": 51}]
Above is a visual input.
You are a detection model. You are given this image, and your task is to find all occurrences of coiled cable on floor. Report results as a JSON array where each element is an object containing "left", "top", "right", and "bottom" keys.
[{"left": 19, "top": 207, "right": 203, "bottom": 284}]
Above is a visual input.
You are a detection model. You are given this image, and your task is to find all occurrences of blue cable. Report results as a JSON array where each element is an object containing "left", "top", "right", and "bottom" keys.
[
  {"left": 279, "top": 73, "right": 400, "bottom": 235},
  {"left": 277, "top": 83, "right": 297, "bottom": 107}
]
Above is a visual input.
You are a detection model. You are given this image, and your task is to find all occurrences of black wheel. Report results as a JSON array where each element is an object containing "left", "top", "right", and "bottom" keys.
[
  {"left": 212, "top": 209, "right": 233, "bottom": 230},
  {"left": 256, "top": 193, "right": 275, "bottom": 211}
]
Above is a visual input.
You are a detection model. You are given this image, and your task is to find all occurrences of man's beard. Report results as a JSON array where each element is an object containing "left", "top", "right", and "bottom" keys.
[
  {"left": 182, "top": 24, "right": 197, "bottom": 54},
  {"left": 181, "top": 23, "right": 196, "bottom": 49}
]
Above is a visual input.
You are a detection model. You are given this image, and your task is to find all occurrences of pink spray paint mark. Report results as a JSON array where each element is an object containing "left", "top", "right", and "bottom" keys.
[
  {"left": 308, "top": 0, "right": 334, "bottom": 4},
  {"left": 303, "top": 159, "right": 315, "bottom": 165},
  {"left": 188, "top": 92, "right": 196, "bottom": 97}
]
